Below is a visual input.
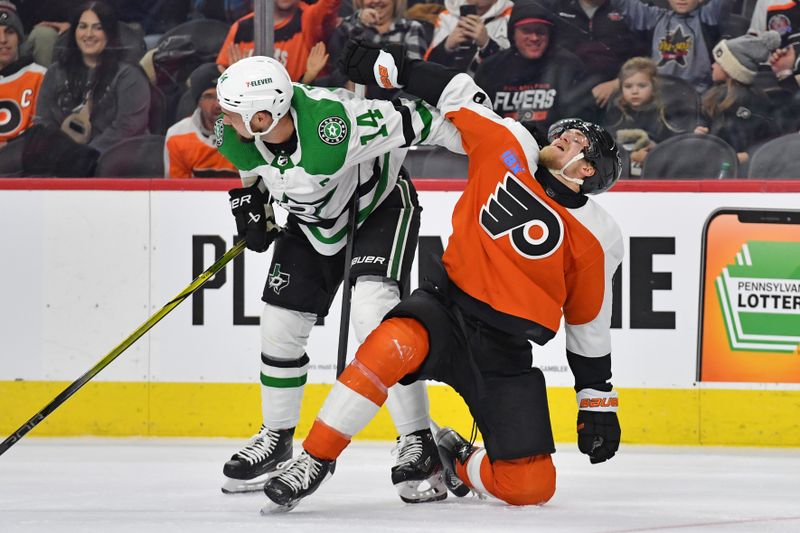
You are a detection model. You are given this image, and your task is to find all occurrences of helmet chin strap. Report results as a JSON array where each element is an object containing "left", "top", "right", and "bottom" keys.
[
  {"left": 240, "top": 110, "right": 281, "bottom": 138},
  {"left": 548, "top": 152, "right": 585, "bottom": 186}
]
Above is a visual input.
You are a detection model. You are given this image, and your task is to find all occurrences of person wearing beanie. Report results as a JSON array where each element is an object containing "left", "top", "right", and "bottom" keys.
[
  {"left": 424, "top": 0, "right": 514, "bottom": 75},
  {"left": 163, "top": 63, "right": 237, "bottom": 178},
  {"left": 473, "top": 1, "right": 599, "bottom": 131},
  {"left": 694, "top": 31, "right": 781, "bottom": 164},
  {"left": 712, "top": 30, "right": 782, "bottom": 84},
  {"left": 0, "top": 0, "right": 46, "bottom": 146},
  {"left": 0, "top": 1, "right": 24, "bottom": 40}
]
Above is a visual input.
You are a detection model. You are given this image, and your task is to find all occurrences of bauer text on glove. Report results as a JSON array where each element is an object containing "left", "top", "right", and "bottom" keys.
[
  {"left": 576, "top": 388, "right": 620, "bottom": 464},
  {"left": 228, "top": 185, "right": 281, "bottom": 253}
]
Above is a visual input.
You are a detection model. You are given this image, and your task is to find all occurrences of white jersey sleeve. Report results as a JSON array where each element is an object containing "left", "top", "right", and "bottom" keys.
[{"left": 338, "top": 93, "right": 464, "bottom": 170}]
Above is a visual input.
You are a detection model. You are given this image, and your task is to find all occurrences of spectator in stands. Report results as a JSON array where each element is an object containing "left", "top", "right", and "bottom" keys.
[
  {"left": 163, "top": 63, "right": 236, "bottom": 178},
  {"left": 609, "top": 0, "right": 730, "bottom": 93},
  {"left": 474, "top": 2, "right": 596, "bottom": 130},
  {"left": 302, "top": 41, "right": 329, "bottom": 84},
  {"left": 604, "top": 57, "right": 685, "bottom": 176},
  {"left": 547, "top": 0, "right": 649, "bottom": 108},
  {"left": 35, "top": 1, "right": 150, "bottom": 154},
  {"left": 695, "top": 31, "right": 780, "bottom": 163},
  {"left": 322, "top": 0, "right": 429, "bottom": 98},
  {"left": 215, "top": 0, "right": 340, "bottom": 81},
  {"left": 425, "top": 0, "right": 513, "bottom": 75},
  {"left": 748, "top": 0, "right": 800, "bottom": 47},
  {"left": 769, "top": 39, "right": 800, "bottom": 88},
  {"left": 0, "top": 2, "right": 47, "bottom": 147}
]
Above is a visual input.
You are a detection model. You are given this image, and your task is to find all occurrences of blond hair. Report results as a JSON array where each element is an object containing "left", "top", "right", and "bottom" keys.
[
  {"left": 611, "top": 57, "right": 681, "bottom": 133},
  {"left": 352, "top": 0, "right": 407, "bottom": 20}
]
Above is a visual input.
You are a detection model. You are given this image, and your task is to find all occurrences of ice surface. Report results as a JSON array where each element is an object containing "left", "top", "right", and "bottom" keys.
[{"left": 1, "top": 439, "right": 799, "bottom": 533}]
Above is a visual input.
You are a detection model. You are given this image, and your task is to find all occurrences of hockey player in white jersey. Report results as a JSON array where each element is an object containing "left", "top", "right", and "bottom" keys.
[{"left": 214, "top": 56, "right": 463, "bottom": 503}]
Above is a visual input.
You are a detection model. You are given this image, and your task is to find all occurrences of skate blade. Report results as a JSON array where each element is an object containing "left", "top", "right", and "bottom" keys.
[
  {"left": 441, "top": 468, "right": 471, "bottom": 498},
  {"left": 260, "top": 500, "right": 299, "bottom": 514},
  {"left": 221, "top": 471, "right": 276, "bottom": 494},
  {"left": 395, "top": 474, "right": 448, "bottom": 504}
]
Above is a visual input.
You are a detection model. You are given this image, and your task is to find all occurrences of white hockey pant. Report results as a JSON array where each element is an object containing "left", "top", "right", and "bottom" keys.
[
  {"left": 258, "top": 277, "right": 430, "bottom": 436},
  {"left": 351, "top": 277, "right": 430, "bottom": 436}
]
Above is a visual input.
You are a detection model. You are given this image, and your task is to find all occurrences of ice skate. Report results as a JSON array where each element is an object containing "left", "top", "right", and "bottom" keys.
[
  {"left": 261, "top": 450, "right": 336, "bottom": 513},
  {"left": 434, "top": 425, "right": 474, "bottom": 497},
  {"left": 221, "top": 426, "right": 294, "bottom": 494},
  {"left": 391, "top": 428, "right": 447, "bottom": 503}
]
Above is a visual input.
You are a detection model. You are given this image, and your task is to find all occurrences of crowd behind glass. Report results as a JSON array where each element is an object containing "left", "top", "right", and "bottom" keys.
[{"left": 1, "top": 0, "right": 798, "bottom": 179}]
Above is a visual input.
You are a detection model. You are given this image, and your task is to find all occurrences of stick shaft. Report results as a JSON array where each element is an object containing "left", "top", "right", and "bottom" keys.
[
  {"left": 336, "top": 191, "right": 360, "bottom": 378},
  {"left": 0, "top": 240, "right": 246, "bottom": 457}
]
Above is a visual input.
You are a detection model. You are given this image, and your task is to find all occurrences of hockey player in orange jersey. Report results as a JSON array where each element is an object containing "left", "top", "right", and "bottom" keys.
[{"left": 262, "top": 40, "right": 625, "bottom": 513}]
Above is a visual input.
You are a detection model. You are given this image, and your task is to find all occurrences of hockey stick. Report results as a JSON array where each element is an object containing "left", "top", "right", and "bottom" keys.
[
  {"left": 335, "top": 84, "right": 366, "bottom": 378},
  {"left": 0, "top": 239, "right": 247, "bottom": 458},
  {"left": 336, "top": 190, "right": 360, "bottom": 378}
]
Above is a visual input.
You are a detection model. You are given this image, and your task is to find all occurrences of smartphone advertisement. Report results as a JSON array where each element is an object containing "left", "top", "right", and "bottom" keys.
[{"left": 697, "top": 209, "right": 800, "bottom": 383}]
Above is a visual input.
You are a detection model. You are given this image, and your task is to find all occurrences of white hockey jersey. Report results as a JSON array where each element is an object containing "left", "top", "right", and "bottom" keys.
[{"left": 217, "top": 84, "right": 463, "bottom": 255}]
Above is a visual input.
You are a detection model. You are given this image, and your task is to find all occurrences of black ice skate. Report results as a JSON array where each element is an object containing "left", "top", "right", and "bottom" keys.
[
  {"left": 261, "top": 450, "right": 336, "bottom": 513},
  {"left": 391, "top": 428, "right": 447, "bottom": 503},
  {"left": 434, "top": 425, "right": 474, "bottom": 498},
  {"left": 221, "top": 426, "right": 294, "bottom": 494}
]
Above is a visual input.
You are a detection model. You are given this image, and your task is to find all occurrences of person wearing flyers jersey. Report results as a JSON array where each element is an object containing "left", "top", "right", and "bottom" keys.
[
  {"left": 215, "top": 0, "right": 340, "bottom": 80},
  {"left": 261, "top": 39, "right": 624, "bottom": 513}
]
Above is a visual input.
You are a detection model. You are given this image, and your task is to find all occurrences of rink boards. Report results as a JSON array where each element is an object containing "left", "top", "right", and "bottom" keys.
[{"left": 1, "top": 179, "right": 799, "bottom": 446}]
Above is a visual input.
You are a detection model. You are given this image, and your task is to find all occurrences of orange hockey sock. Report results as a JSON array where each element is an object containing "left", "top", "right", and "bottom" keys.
[
  {"left": 303, "top": 318, "right": 430, "bottom": 461},
  {"left": 457, "top": 451, "right": 556, "bottom": 506}
]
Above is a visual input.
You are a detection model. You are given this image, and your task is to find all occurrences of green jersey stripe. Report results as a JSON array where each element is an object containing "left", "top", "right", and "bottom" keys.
[
  {"left": 390, "top": 179, "right": 414, "bottom": 279},
  {"left": 414, "top": 100, "right": 433, "bottom": 145},
  {"left": 260, "top": 373, "right": 308, "bottom": 388},
  {"left": 305, "top": 153, "right": 392, "bottom": 245}
]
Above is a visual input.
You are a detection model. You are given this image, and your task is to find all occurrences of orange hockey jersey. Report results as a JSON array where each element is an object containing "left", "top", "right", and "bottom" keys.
[
  {"left": 163, "top": 109, "right": 237, "bottom": 178},
  {"left": 0, "top": 60, "right": 46, "bottom": 143},
  {"left": 215, "top": 0, "right": 340, "bottom": 80},
  {"left": 438, "top": 74, "right": 624, "bottom": 357}
]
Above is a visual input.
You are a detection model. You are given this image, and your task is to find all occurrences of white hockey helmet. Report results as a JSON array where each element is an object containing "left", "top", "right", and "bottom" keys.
[{"left": 216, "top": 56, "right": 293, "bottom": 137}]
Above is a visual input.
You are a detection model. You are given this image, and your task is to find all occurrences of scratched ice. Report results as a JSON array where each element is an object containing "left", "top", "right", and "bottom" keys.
[{"left": 1, "top": 439, "right": 798, "bottom": 532}]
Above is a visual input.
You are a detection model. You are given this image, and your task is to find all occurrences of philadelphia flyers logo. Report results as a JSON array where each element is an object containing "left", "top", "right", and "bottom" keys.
[
  {"left": 0, "top": 99, "right": 23, "bottom": 136},
  {"left": 480, "top": 172, "right": 564, "bottom": 259}
]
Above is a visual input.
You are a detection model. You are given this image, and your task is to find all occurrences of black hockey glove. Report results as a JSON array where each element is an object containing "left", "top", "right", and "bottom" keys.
[
  {"left": 228, "top": 184, "right": 281, "bottom": 253},
  {"left": 576, "top": 388, "right": 620, "bottom": 464},
  {"left": 338, "top": 39, "right": 408, "bottom": 89}
]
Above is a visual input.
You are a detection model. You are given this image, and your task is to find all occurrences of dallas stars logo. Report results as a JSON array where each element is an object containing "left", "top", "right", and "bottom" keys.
[
  {"left": 657, "top": 26, "right": 692, "bottom": 67},
  {"left": 318, "top": 116, "right": 348, "bottom": 145},
  {"left": 268, "top": 263, "right": 291, "bottom": 294}
]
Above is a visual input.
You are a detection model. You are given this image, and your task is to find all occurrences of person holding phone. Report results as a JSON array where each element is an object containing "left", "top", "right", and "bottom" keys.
[{"left": 425, "top": 0, "right": 513, "bottom": 75}]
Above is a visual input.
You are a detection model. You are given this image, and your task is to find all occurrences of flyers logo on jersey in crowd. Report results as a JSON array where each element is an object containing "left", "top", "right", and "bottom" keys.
[
  {"left": 0, "top": 63, "right": 46, "bottom": 142},
  {"left": 0, "top": 99, "right": 23, "bottom": 135}
]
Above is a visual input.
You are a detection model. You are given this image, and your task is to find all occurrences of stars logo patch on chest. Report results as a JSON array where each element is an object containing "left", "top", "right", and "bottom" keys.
[{"left": 318, "top": 116, "right": 348, "bottom": 145}]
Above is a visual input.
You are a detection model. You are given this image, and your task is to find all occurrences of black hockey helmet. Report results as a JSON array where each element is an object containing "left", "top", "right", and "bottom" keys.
[{"left": 547, "top": 118, "right": 621, "bottom": 194}]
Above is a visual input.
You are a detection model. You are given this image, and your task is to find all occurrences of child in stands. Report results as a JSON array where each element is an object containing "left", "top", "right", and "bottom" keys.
[{"left": 604, "top": 57, "right": 685, "bottom": 176}]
